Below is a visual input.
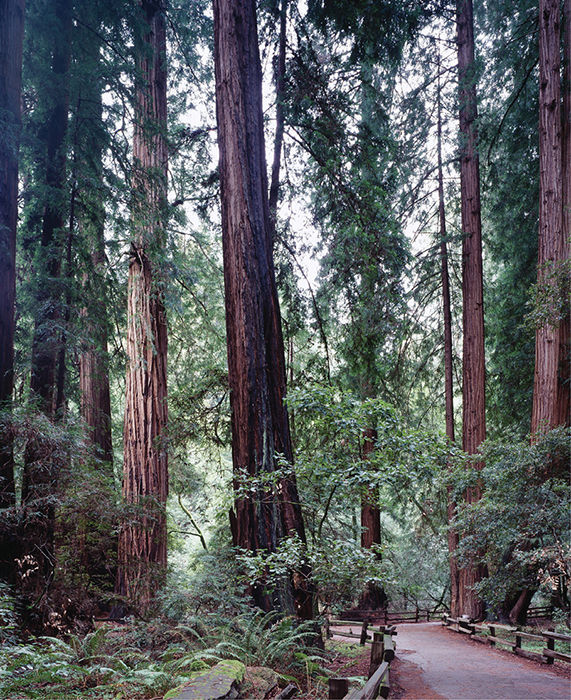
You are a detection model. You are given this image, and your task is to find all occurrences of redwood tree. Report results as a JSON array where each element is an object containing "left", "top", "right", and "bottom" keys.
[
  {"left": 456, "top": 0, "right": 486, "bottom": 620},
  {"left": 531, "top": 0, "right": 569, "bottom": 433},
  {"left": 19, "top": 0, "right": 72, "bottom": 599},
  {"left": 77, "top": 28, "right": 113, "bottom": 467},
  {"left": 532, "top": 0, "right": 563, "bottom": 434},
  {"left": 561, "top": 0, "right": 571, "bottom": 429},
  {"left": 27, "top": 0, "right": 72, "bottom": 422},
  {"left": 0, "top": 0, "right": 25, "bottom": 580},
  {"left": 116, "top": 0, "right": 169, "bottom": 610},
  {"left": 437, "top": 51, "right": 460, "bottom": 618},
  {"left": 213, "top": 0, "right": 313, "bottom": 618}
]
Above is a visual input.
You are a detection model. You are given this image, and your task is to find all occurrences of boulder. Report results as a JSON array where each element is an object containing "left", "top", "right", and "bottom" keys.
[
  {"left": 239, "top": 666, "right": 278, "bottom": 698},
  {"left": 164, "top": 660, "right": 245, "bottom": 700}
]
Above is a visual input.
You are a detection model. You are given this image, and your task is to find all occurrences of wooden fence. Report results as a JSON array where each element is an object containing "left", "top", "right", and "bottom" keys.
[
  {"left": 443, "top": 616, "right": 571, "bottom": 665},
  {"left": 527, "top": 605, "right": 555, "bottom": 619},
  {"left": 328, "top": 625, "right": 396, "bottom": 699},
  {"left": 337, "top": 607, "right": 441, "bottom": 625}
]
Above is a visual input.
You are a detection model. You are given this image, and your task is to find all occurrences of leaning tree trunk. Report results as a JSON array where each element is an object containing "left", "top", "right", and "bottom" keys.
[
  {"left": 457, "top": 0, "right": 486, "bottom": 620},
  {"left": 115, "top": 0, "right": 169, "bottom": 612},
  {"left": 437, "top": 53, "right": 460, "bottom": 618},
  {"left": 0, "top": 0, "right": 25, "bottom": 582},
  {"left": 531, "top": 0, "right": 564, "bottom": 436},
  {"left": 213, "top": 0, "right": 313, "bottom": 619}
]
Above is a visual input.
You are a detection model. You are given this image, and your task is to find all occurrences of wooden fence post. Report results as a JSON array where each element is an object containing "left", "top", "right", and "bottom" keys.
[
  {"left": 328, "top": 678, "right": 349, "bottom": 699},
  {"left": 369, "top": 640, "right": 384, "bottom": 679},
  {"left": 360, "top": 620, "right": 369, "bottom": 646},
  {"left": 546, "top": 637, "right": 555, "bottom": 665},
  {"left": 380, "top": 669, "right": 390, "bottom": 699}
]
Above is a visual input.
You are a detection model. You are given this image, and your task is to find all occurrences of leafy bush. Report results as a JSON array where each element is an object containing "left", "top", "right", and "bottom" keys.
[{"left": 450, "top": 427, "right": 570, "bottom": 615}]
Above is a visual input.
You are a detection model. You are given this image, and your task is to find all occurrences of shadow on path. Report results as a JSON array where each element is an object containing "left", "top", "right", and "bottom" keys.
[{"left": 392, "top": 622, "right": 570, "bottom": 700}]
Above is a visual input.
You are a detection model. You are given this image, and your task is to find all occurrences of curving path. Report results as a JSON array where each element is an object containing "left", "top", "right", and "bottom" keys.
[{"left": 392, "top": 622, "right": 571, "bottom": 700}]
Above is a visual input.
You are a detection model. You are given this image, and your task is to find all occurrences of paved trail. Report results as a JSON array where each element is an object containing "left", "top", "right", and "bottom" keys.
[{"left": 392, "top": 622, "right": 570, "bottom": 700}]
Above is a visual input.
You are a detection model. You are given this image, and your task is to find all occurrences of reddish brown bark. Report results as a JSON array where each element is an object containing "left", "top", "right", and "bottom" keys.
[
  {"left": 213, "top": 0, "right": 313, "bottom": 619},
  {"left": 558, "top": 0, "right": 570, "bottom": 428},
  {"left": 360, "top": 428, "right": 381, "bottom": 551},
  {"left": 532, "top": 0, "right": 564, "bottom": 436},
  {"left": 116, "top": 0, "right": 169, "bottom": 610},
  {"left": 457, "top": 0, "right": 486, "bottom": 620},
  {"left": 437, "top": 55, "right": 460, "bottom": 618},
  {"left": 0, "top": 0, "right": 24, "bottom": 513},
  {"left": 358, "top": 427, "right": 387, "bottom": 612}
]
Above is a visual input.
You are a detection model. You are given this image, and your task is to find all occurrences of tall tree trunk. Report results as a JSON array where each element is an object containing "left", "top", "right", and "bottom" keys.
[
  {"left": 558, "top": 0, "right": 570, "bottom": 428},
  {"left": 457, "top": 0, "right": 486, "bottom": 620},
  {"left": 438, "top": 54, "right": 460, "bottom": 617},
  {"left": 360, "top": 429, "right": 381, "bottom": 553},
  {"left": 358, "top": 426, "right": 387, "bottom": 610},
  {"left": 77, "top": 39, "right": 113, "bottom": 467},
  {"left": 269, "top": 0, "right": 287, "bottom": 219},
  {"left": 19, "top": 0, "right": 72, "bottom": 602},
  {"left": 80, "top": 235, "right": 113, "bottom": 466},
  {"left": 532, "top": 0, "right": 564, "bottom": 435},
  {"left": 0, "top": 0, "right": 25, "bottom": 582},
  {"left": 28, "top": 0, "right": 72, "bottom": 420},
  {"left": 213, "top": 0, "right": 313, "bottom": 620},
  {"left": 116, "top": 0, "right": 169, "bottom": 611}
]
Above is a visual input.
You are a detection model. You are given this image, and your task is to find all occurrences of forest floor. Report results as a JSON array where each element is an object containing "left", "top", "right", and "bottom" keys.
[{"left": 325, "top": 622, "right": 571, "bottom": 700}]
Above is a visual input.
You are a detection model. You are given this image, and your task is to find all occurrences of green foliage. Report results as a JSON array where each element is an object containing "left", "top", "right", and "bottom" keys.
[
  {"left": 193, "top": 610, "right": 323, "bottom": 670},
  {"left": 284, "top": 385, "right": 452, "bottom": 608},
  {"left": 450, "top": 428, "right": 571, "bottom": 613},
  {"left": 0, "top": 625, "right": 200, "bottom": 699}
]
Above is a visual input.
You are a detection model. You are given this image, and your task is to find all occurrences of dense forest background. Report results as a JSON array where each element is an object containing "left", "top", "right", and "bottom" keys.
[{"left": 0, "top": 0, "right": 569, "bottom": 690}]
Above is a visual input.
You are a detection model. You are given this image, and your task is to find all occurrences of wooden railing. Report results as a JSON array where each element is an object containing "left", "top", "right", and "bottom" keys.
[
  {"left": 328, "top": 625, "right": 396, "bottom": 699},
  {"left": 337, "top": 607, "right": 441, "bottom": 625},
  {"left": 527, "top": 605, "right": 555, "bottom": 619},
  {"left": 443, "top": 616, "right": 571, "bottom": 665}
]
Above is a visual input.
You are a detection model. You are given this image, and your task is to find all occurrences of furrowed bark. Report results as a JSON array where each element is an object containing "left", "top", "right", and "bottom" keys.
[
  {"left": 532, "top": 0, "right": 564, "bottom": 435},
  {"left": 438, "top": 51, "right": 460, "bottom": 618},
  {"left": 457, "top": 0, "right": 486, "bottom": 620},
  {"left": 116, "top": 0, "right": 169, "bottom": 611},
  {"left": 558, "top": 0, "right": 570, "bottom": 428},
  {"left": 213, "top": 0, "right": 313, "bottom": 619}
]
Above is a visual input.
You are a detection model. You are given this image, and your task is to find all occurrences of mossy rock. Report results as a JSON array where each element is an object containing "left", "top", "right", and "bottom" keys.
[
  {"left": 239, "top": 666, "right": 278, "bottom": 699},
  {"left": 164, "top": 660, "right": 245, "bottom": 700}
]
